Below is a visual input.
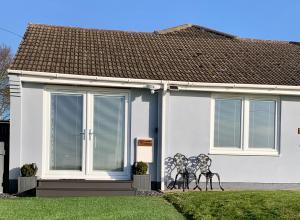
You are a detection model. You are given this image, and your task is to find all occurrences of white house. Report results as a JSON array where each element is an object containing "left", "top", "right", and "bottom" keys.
[{"left": 8, "top": 23, "right": 300, "bottom": 196}]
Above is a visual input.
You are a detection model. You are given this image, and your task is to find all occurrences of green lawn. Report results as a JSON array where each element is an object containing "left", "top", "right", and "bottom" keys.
[
  {"left": 2, "top": 191, "right": 300, "bottom": 220},
  {"left": 0, "top": 196, "right": 184, "bottom": 220},
  {"left": 164, "top": 191, "right": 300, "bottom": 220}
]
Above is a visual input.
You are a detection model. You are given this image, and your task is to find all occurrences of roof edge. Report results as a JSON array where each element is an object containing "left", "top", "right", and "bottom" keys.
[
  {"left": 26, "top": 23, "right": 152, "bottom": 34},
  {"left": 8, "top": 23, "right": 31, "bottom": 70}
]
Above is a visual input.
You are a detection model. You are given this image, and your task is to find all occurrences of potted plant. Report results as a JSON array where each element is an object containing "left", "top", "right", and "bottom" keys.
[
  {"left": 133, "top": 161, "right": 151, "bottom": 191},
  {"left": 18, "top": 163, "right": 38, "bottom": 194}
]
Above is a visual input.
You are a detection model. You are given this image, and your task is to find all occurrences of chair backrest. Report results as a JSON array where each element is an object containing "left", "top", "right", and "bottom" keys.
[
  {"left": 173, "top": 153, "right": 188, "bottom": 172},
  {"left": 197, "top": 154, "right": 212, "bottom": 174},
  {"left": 165, "top": 157, "right": 176, "bottom": 173},
  {"left": 186, "top": 156, "right": 200, "bottom": 173}
]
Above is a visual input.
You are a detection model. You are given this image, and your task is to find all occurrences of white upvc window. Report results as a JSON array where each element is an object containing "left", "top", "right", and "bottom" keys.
[{"left": 210, "top": 94, "right": 280, "bottom": 156}]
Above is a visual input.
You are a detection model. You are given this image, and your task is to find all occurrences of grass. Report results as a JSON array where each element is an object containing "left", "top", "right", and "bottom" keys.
[
  {"left": 2, "top": 191, "right": 300, "bottom": 220},
  {"left": 0, "top": 196, "right": 184, "bottom": 220},
  {"left": 164, "top": 190, "right": 300, "bottom": 220}
]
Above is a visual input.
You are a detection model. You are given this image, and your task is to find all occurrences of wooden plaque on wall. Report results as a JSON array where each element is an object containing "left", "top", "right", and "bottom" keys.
[{"left": 136, "top": 138, "right": 153, "bottom": 163}]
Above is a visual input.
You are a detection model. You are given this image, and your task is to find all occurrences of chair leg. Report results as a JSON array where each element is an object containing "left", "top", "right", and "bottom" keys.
[
  {"left": 167, "top": 182, "right": 172, "bottom": 189},
  {"left": 167, "top": 176, "right": 173, "bottom": 189},
  {"left": 186, "top": 173, "right": 190, "bottom": 190},
  {"left": 192, "top": 173, "right": 200, "bottom": 190},
  {"left": 214, "top": 173, "right": 224, "bottom": 191},
  {"left": 196, "top": 174, "right": 202, "bottom": 191},
  {"left": 170, "top": 173, "right": 179, "bottom": 190},
  {"left": 182, "top": 174, "right": 185, "bottom": 192},
  {"left": 205, "top": 176, "right": 209, "bottom": 191}
]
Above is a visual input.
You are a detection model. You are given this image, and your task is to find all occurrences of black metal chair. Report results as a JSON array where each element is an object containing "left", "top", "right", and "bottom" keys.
[
  {"left": 165, "top": 157, "right": 176, "bottom": 189},
  {"left": 169, "top": 153, "right": 189, "bottom": 191},
  {"left": 196, "top": 154, "right": 224, "bottom": 191},
  {"left": 185, "top": 156, "right": 201, "bottom": 190}
]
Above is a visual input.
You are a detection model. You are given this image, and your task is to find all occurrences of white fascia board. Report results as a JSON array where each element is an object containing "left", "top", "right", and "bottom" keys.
[
  {"left": 178, "top": 86, "right": 300, "bottom": 96},
  {"left": 7, "top": 69, "right": 300, "bottom": 95},
  {"left": 7, "top": 69, "right": 164, "bottom": 86},
  {"left": 17, "top": 75, "right": 158, "bottom": 89}
]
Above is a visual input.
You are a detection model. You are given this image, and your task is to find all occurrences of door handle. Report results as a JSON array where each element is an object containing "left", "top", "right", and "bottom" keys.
[
  {"left": 89, "top": 129, "right": 94, "bottom": 140},
  {"left": 80, "top": 129, "right": 86, "bottom": 140}
]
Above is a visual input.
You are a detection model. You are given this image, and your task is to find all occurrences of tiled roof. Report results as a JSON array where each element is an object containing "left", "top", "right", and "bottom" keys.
[{"left": 10, "top": 23, "right": 300, "bottom": 86}]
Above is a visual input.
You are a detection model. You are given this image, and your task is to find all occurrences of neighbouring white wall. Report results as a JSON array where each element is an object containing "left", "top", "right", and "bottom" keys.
[
  {"left": 9, "top": 75, "right": 22, "bottom": 179},
  {"left": 165, "top": 91, "right": 300, "bottom": 186},
  {"left": 8, "top": 82, "right": 45, "bottom": 182},
  {"left": 20, "top": 83, "right": 44, "bottom": 177},
  {"left": 9, "top": 81, "right": 44, "bottom": 180}
]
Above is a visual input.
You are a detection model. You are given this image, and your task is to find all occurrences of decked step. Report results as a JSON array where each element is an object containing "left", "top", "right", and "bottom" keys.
[
  {"left": 36, "top": 179, "right": 136, "bottom": 197},
  {"left": 38, "top": 179, "right": 133, "bottom": 189},
  {"left": 36, "top": 188, "right": 136, "bottom": 197}
]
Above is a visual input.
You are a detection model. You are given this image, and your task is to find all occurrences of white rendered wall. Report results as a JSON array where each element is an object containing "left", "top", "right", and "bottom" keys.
[{"left": 166, "top": 91, "right": 300, "bottom": 185}]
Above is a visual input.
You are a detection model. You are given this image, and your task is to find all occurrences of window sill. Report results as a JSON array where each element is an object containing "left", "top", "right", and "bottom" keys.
[{"left": 209, "top": 148, "right": 279, "bottom": 156}]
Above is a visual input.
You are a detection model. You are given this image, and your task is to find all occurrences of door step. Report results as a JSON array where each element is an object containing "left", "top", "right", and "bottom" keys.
[{"left": 36, "top": 179, "right": 136, "bottom": 197}]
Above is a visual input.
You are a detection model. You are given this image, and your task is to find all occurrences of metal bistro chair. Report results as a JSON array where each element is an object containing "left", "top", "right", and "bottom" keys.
[
  {"left": 185, "top": 156, "right": 201, "bottom": 190},
  {"left": 169, "top": 153, "right": 190, "bottom": 191},
  {"left": 197, "top": 154, "right": 224, "bottom": 191}
]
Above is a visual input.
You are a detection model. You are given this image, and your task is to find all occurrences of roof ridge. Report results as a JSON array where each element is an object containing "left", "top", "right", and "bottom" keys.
[
  {"left": 191, "top": 24, "right": 236, "bottom": 39},
  {"left": 154, "top": 24, "right": 193, "bottom": 34},
  {"left": 289, "top": 41, "right": 300, "bottom": 46},
  {"left": 155, "top": 24, "right": 236, "bottom": 39}
]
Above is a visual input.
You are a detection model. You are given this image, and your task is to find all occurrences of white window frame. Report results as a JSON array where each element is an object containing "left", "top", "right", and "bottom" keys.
[
  {"left": 42, "top": 85, "right": 131, "bottom": 180},
  {"left": 210, "top": 93, "right": 280, "bottom": 156},
  {"left": 43, "top": 90, "right": 87, "bottom": 178}
]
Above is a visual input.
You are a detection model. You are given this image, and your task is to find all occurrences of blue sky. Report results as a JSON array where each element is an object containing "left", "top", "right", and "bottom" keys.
[{"left": 1, "top": 0, "right": 300, "bottom": 53}]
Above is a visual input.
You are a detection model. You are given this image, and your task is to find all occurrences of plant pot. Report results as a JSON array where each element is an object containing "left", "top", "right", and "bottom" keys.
[
  {"left": 133, "top": 174, "right": 151, "bottom": 191},
  {"left": 18, "top": 176, "right": 37, "bottom": 193}
]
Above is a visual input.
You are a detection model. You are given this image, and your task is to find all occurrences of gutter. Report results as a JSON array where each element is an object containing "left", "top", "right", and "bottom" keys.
[{"left": 7, "top": 69, "right": 300, "bottom": 95}]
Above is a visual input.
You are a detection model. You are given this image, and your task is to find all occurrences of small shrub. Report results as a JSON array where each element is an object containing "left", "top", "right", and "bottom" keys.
[
  {"left": 134, "top": 161, "right": 148, "bottom": 175},
  {"left": 20, "top": 163, "right": 38, "bottom": 177}
]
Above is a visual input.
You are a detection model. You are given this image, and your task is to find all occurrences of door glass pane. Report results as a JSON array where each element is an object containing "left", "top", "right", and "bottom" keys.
[
  {"left": 93, "top": 95, "right": 125, "bottom": 171},
  {"left": 214, "top": 98, "right": 242, "bottom": 148},
  {"left": 249, "top": 100, "right": 276, "bottom": 148},
  {"left": 50, "top": 94, "right": 83, "bottom": 170}
]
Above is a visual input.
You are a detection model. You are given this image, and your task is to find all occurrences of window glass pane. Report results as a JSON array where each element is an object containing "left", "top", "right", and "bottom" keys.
[
  {"left": 93, "top": 95, "right": 125, "bottom": 171},
  {"left": 214, "top": 98, "right": 242, "bottom": 148},
  {"left": 50, "top": 94, "right": 83, "bottom": 170},
  {"left": 249, "top": 100, "right": 276, "bottom": 149}
]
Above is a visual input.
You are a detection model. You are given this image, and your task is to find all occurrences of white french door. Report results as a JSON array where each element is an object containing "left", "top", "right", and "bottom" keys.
[
  {"left": 86, "top": 92, "right": 129, "bottom": 179},
  {"left": 46, "top": 89, "right": 130, "bottom": 180}
]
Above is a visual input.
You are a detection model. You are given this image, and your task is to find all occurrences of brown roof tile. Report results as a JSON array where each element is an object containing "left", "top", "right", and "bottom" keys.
[{"left": 9, "top": 23, "right": 300, "bottom": 86}]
